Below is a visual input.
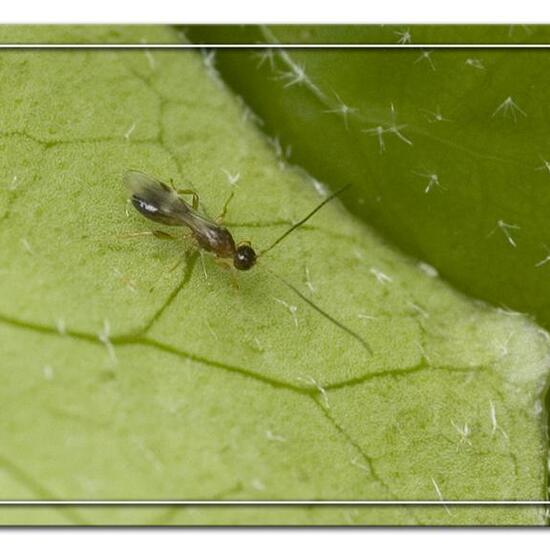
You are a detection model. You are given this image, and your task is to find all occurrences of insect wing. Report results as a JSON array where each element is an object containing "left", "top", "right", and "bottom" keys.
[{"left": 124, "top": 170, "right": 191, "bottom": 227}]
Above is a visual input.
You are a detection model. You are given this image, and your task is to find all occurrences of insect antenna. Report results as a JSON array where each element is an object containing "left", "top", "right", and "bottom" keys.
[
  {"left": 259, "top": 183, "right": 352, "bottom": 257},
  {"left": 266, "top": 267, "right": 373, "bottom": 356}
]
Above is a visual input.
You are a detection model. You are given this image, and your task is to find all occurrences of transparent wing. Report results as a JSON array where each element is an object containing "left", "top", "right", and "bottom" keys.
[
  {"left": 124, "top": 170, "right": 194, "bottom": 227},
  {"left": 124, "top": 170, "right": 173, "bottom": 197},
  {"left": 124, "top": 170, "right": 221, "bottom": 237}
]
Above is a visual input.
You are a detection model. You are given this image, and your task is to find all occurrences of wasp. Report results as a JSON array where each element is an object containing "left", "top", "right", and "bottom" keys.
[
  {"left": 123, "top": 171, "right": 371, "bottom": 353},
  {"left": 124, "top": 170, "right": 349, "bottom": 270},
  {"left": 124, "top": 170, "right": 257, "bottom": 270}
]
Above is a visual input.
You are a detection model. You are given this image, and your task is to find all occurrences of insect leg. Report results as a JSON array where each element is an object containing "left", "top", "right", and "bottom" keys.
[
  {"left": 168, "top": 256, "right": 185, "bottom": 273},
  {"left": 217, "top": 188, "right": 237, "bottom": 224},
  {"left": 212, "top": 256, "right": 233, "bottom": 270},
  {"left": 174, "top": 188, "right": 200, "bottom": 210},
  {"left": 115, "top": 230, "right": 177, "bottom": 240},
  {"left": 229, "top": 269, "right": 240, "bottom": 290},
  {"left": 148, "top": 255, "right": 186, "bottom": 294},
  {"left": 213, "top": 256, "right": 240, "bottom": 289}
]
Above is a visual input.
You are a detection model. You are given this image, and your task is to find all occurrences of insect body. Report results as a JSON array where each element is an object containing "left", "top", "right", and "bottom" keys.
[
  {"left": 123, "top": 171, "right": 371, "bottom": 353},
  {"left": 124, "top": 170, "right": 257, "bottom": 270}
]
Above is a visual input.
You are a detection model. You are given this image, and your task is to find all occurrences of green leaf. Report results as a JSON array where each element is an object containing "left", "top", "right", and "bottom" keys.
[
  {"left": 186, "top": 24, "right": 550, "bottom": 332},
  {"left": 0, "top": 25, "right": 548, "bottom": 525}
]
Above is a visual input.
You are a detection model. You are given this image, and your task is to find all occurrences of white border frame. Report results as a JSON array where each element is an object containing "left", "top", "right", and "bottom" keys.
[{"left": 2, "top": 44, "right": 550, "bottom": 48}]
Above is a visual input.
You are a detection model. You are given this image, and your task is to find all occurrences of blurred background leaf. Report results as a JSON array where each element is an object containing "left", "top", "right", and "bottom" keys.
[{"left": 187, "top": 24, "right": 550, "bottom": 333}]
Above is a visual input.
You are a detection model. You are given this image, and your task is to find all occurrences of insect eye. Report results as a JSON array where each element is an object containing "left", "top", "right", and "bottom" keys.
[{"left": 234, "top": 245, "right": 257, "bottom": 271}]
